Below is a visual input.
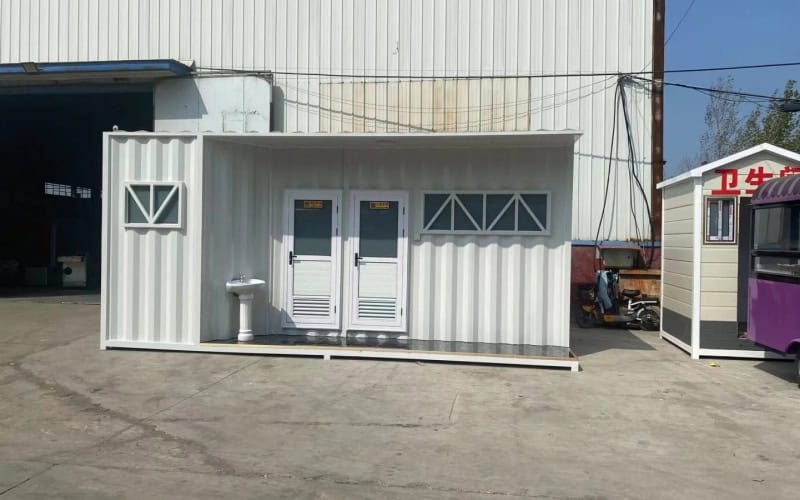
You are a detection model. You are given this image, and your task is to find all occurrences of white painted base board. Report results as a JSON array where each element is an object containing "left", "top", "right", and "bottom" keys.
[
  {"left": 660, "top": 331, "right": 692, "bottom": 355},
  {"left": 658, "top": 333, "right": 791, "bottom": 360},
  {"left": 698, "top": 348, "right": 791, "bottom": 360},
  {"left": 104, "top": 340, "right": 580, "bottom": 371}
]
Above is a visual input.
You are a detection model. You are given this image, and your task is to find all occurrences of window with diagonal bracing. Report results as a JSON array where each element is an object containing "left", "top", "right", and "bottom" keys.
[
  {"left": 124, "top": 182, "right": 183, "bottom": 229},
  {"left": 422, "top": 192, "right": 549, "bottom": 235}
]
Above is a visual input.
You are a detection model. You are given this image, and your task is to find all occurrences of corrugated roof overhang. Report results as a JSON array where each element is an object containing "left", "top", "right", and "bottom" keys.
[
  {"left": 108, "top": 130, "right": 583, "bottom": 149},
  {"left": 0, "top": 59, "right": 193, "bottom": 87}
]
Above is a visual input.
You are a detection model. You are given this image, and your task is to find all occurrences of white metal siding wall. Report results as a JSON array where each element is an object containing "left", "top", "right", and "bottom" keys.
[
  {"left": 258, "top": 145, "right": 572, "bottom": 347},
  {"left": 661, "top": 181, "right": 694, "bottom": 320},
  {"left": 200, "top": 140, "right": 272, "bottom": 341},
  {"left": 1, "top": 0, "right": 652, "bottom": 242},
  {"left": 104, "top": 136, "right": 203, "bottom": 344}
]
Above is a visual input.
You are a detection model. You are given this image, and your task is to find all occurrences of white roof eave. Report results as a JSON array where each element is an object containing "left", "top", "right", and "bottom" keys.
[
  {"left": 658, "top": 143, "right": 800, "bottom": 190},
  {"left": 105, "top": 130, "right": 583, "bottom": 150}
]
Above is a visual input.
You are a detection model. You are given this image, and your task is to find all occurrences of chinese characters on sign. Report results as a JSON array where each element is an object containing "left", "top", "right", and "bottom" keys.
[{"left": 711, "top": 166, "right": 800, "bottom": 195}]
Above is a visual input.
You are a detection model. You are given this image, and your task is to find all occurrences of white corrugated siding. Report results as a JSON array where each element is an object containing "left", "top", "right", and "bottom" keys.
[
  {"left": 199, "top": 140, "right": 272, "bottom": 341},
  {"left": 1, "top": 0, "right": 652, "bottom": 242},
  {"left": 104, "top": 135, "right": 203, "bottom": 344},
  {"left": 228, "top": 142, "right": 572, "bottom": 347}
]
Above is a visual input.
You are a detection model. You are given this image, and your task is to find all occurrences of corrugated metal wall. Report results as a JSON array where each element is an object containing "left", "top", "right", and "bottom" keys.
[
  {"left": 200, "top": 140, "right": 272, "bottom": 341},
  {"left": 317, "top": 78, "right": 532, "bottom": 133},
  {"left": 254, "top": 143, "right": 573, "bottom": 347},
  {"left": 1, "top": 0, "right": 653, "bottom": 242},
  {"left": 104, "top": 135, "right": 203, "bottom": 345}
]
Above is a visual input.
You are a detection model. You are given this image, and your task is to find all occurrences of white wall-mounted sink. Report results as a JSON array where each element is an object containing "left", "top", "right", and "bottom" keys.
[
  {"left": 225, "top": 277, "right": 265, "bottom": 342},
  {"left": 225, "top": 278, "right": 266, "bottom": 296}
]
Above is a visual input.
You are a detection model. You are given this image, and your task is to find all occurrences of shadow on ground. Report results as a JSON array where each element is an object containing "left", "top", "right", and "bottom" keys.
[
  {"left": 571, "top": 325, "right": 656, "bottom": 357},
  {"left": 0, "top": 287, "right": 100, "bottom": 304},
  {"left": 754, "top": 359, "right": 797, "bottom": 384}
]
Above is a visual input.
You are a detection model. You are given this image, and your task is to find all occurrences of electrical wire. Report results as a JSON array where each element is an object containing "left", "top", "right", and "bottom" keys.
[
  {"left": 195, "top": 60, "right": 800, "bottom": 81},
  {"left": 619, "top": 78, "right": 657, "bottom": 266},
  {"left": 631, "top": 75, "right": 799, "bottom": 104},
  {"left": 665, "top": 0, "right": 698, "bottom": 46},
  {"left": 276, "top": 76, "right": 617, "bottom": 114},
  {"left": 620, "top": 84, "right": 642, "bottom": 245},
  {"left": 593, "top": 83, "right": 621, "bottom": 265}
]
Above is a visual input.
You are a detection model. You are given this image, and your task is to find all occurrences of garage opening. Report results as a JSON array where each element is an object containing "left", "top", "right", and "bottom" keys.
[{"left": 0, "top": 88, "right": 153, "bottom": 290}]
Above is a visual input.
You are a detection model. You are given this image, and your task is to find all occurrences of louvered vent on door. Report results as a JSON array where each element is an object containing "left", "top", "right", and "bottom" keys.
[
  {"left": 358, "top": 298, "right": 397, "bottom": 319},
  {"left": 292, "top": 296, "right": 330, "bottom": 317}
]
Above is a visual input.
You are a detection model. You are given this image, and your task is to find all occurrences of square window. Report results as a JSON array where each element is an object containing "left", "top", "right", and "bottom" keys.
[
  {"left": 125, "top": 182, "right": 182, "bottom": 229},
  {"left": 423, "top": 194, "right": 452, "bottom": 230},
  {"left": 705, "top": 197, "right": 735, "bottom": 244}
]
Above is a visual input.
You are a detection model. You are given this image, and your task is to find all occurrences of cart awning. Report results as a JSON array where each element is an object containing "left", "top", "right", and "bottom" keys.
[{"left": 752, "top": 174, "right": 800, "bottom": 205}]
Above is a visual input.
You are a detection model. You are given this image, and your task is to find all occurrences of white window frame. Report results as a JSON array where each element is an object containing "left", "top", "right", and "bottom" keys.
[
  {"left": 704, "top": 196, "right": 736, "bottom": 244},
  {"left": 420, "top": 190, "right": 551, "bottom": 236},
  {"left": 124, "top": 181, "right": 183, "bottom": 229}
]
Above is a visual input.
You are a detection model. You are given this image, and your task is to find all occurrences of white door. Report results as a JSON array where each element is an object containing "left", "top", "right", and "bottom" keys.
[
  {"left": 283, "top": 190, "right": 342, "bottom": 329},
  {"left": 347, "top": 191, "right": 409, "bottom": 332}
]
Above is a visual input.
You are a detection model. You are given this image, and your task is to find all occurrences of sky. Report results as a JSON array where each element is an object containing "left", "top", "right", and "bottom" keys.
[{"left": 663, "top": 0, "right": 800, "bottom": 178}]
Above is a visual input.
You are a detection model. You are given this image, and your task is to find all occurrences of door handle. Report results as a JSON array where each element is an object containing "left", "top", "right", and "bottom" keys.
[
  {"left": 354, "top": 252, "right": 362, "bottom": 267},
  {"left": 289, "top": 251, "right": 294, "bottom": 266}
]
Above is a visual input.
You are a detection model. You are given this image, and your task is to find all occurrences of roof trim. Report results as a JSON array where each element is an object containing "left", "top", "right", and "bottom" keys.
[
  {"left": 657, "top": 143, "right": 800, "bottom": 190},
  {"left": 0, "top": 59, "right": 193, "bottom": 85},
  {"left": 105, "top": 130, "right": 583, "bottom": 149}
]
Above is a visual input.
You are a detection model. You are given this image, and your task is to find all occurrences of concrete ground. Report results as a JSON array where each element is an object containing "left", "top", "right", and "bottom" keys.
[{"left": 0, "top": 297, "right": 798, "bottom": 499}]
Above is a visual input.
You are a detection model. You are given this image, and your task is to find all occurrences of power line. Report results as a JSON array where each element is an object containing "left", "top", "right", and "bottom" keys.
[
  {"left": 631, "top": 76, "right": 799, "bottom": 103},
  {"left": 195, "top": 60, "right": 800, "bottom": 80},
  {"left": 665, "top": 0, "right": 698, "bottom": 46},
  {"left": 277, "top": 76, "right": 617, "bottom": 114}
]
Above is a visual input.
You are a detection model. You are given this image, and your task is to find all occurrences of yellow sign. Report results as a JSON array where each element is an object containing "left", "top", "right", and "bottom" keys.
[
  {"left": 369, "top": 201, "right": 390, "bottom": 210},
  {"left": 303, "top": 200, "right": 323, "bottom": 209}
]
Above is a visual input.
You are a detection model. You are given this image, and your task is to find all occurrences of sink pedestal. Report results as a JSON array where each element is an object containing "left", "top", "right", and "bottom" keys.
[
  {"left": 225, "top": 278, "right": 265, "bottom": 342},
  {"left": 236, "top": 293, "right": 255, "bottom": 342}
]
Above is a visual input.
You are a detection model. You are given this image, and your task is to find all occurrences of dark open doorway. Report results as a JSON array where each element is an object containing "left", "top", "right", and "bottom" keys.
[{"left": 0, "top": 88, "right": 153, "bottom": 289}]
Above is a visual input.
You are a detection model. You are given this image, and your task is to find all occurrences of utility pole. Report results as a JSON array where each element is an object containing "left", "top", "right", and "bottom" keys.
[{"left": 651, "top": 0, "right": 665, "bottom": 245}]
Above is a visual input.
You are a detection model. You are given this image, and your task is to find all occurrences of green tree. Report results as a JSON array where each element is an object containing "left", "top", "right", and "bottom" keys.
[
  {"left": 698, "top": 76, "right": 743, "bottom": 164},
  {"left": 678, "top": 78, "right": 800, "bottom": 173},
  {"left": 736, "top": 80, "right": 800, "bottom": 151}
]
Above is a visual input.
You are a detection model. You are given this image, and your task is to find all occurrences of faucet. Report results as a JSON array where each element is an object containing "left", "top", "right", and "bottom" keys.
[{"left": 232, "top": 273, "right": 246, "bottom": 282}]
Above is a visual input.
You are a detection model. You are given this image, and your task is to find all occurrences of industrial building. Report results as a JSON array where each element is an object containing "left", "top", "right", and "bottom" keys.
[
  {"left": 0, "top": 0, "right": 660, "bottom": 288},
  {"left": 0, "top": 1, "right": 661, "bottom": 364}
]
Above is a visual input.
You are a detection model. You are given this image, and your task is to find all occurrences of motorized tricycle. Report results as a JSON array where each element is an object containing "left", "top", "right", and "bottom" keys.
[{"left": 575, "top": 269, "right": 660, "bottom": 331}]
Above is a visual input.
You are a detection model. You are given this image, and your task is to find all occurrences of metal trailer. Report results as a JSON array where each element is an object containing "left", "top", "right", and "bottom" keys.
[
  {"left": 101, "top": 130, "right": 581, "bottom": 369},
  {"left": 748, "top": 175, "right": 800, "bottom": 383}
]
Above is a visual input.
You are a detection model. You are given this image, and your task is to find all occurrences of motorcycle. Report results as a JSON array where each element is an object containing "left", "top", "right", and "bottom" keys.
[{"left": 575, "top": 269, "right": 660, "bottom": 331}]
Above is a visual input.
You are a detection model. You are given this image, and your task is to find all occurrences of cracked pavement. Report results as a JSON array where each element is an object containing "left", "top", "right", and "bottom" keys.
[{"left": 0, "top": 298, "right": 799, "bottom": 499}]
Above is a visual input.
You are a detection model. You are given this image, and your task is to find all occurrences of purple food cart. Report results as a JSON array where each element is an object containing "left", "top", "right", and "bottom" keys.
[{"left": 748, "top": 175, "right": 800, "bottom": 385}]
